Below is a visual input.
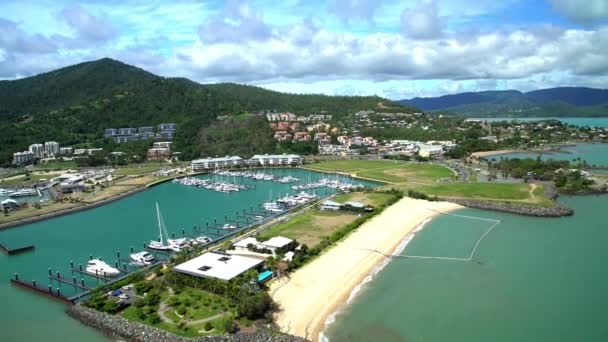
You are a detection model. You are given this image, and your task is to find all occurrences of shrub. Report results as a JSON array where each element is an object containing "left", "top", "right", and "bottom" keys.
[
  {"left": 220, "top": 317, "right": 236, "bottom": 333},
  {"left": 237, "top": 292, "right": 274, "bottom": 320},
  {"left": 204, "top": 322, "right": 213, "bottom": 331},
  {"left": 134, "top": 281, "right": 154, "bottom": 295},
  {"left": 148, "top": 313, "right": 161, "bottom": 324},
  {"left": 177, "top": 306, "right": 187, "bottom": 315}
]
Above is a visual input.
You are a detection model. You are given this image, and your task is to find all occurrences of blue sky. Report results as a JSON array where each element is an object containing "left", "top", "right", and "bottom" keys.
[{"left": 1, "top": 0, "right": 608, "bottom": 99}]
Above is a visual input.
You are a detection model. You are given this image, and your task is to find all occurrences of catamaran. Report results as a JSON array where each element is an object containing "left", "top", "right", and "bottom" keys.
[
  {"left": 85, "top": 258, "right": 120, "bottom": 276},
  {"left": 147, "top": 202, "right": 184, "bottom": 252},
  {"left": 129, "top": 251, "right": 156, "bottom": 266}
]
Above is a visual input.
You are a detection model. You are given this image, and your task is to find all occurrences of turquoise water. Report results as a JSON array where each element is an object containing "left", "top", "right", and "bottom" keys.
[
  {"left": 468, "top": 117, "right": 608, "bottom": 127},
  {"left": 486, "top": 143, "right": 608, "bottom": 167},
  {"left": 325, "top": 195, "right": 608, "bottom": 342},
  {"left": 0, "top": 169, "right": 374, "bottom": 342}
]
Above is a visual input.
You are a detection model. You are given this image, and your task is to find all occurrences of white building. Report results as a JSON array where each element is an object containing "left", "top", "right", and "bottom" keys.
[
  {"left": 233, "top": 237, "right": 260, "bottom": 252},
  {"left": 12, "top": 151, "right": 34, "bottom": 165},
  {"left": 174, "top": 252, "right": 263, "bottom": 281},
  {"left": 233, "top": 236, "right": 293, "bottom": 257},
  {"left": 191, "top": 156, "right": 244, "bottom": 171},
  {"left": 44, "top": 141, "right": 60, "bottom": 156},
  {"left": 418, "top": 144, "right": 444, "bottom": 159},
  {"left": 320, "top": 200, "right": 342, "bottom": 211},
  {"left": 59, "top": 147, "right": 73, "bottom": 155},
  {"left": 248, "top": 154, "right": 302, "bottom": 166},
  {"left": 29, "top": 144, "right": 44, "bottom": 158},
  {"left": 74, "top": 148, "right": 103, "bottom": 156},
  {"left": 260, "top": 236, "right": 293, "bottom": 256}
]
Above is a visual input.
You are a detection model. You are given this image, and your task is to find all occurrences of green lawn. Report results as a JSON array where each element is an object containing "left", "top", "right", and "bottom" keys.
[
  {"left": 34, "top": 160, "right": 78, "bottom": 170},
  {"left": 258, "top": 209, "right": 359, "bottom": 247},
  {"left": 113, "top": 164, "right": 165, "bottom": 176},
  {"left": 417, "top": 183, "right": 553, "bottom": 206},
  {"left": 332, "top": 192, "right": 394, "bottom": 207},
  {"left": 305, "top": 160, "right": 454, "bottom": 184},
  {"left": 122, "top": 287, "right": 234, "bottom": 337}
]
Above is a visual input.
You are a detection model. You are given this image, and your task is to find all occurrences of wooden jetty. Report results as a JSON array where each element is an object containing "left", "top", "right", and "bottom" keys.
[
  {"left": 0, "top": 244, "right": 35, "bottom": 255},
  {"left": 48, "top": 273, "right": 91, "bottom": 290},
  {"left": 10, "top": 278, "right": 73, "bottom": 305},
  {"left": 70, "top": 267, "right": 110, "bottom": 281}
]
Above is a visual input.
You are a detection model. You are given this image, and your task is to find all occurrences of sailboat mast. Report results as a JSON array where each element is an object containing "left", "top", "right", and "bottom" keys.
[{"left": 156, "top": 202, "right": 164, "bottom": 245}]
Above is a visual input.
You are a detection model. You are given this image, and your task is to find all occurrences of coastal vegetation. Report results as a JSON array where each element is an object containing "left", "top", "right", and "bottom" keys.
[{"left": 0, "top": 58, "right": 412, "bottom": 166}]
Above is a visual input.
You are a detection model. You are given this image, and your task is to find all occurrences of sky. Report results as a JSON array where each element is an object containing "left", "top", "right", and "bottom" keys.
[{"left": 1, "top": 0, "right": 608, "bottom": 99}]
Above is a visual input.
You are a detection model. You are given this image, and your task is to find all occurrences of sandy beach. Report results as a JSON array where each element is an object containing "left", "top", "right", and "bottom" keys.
[
  {"left": 269, "top": 197, "right": 463, "bottom": 341},
  {"left": 471, "top": 149, "right": 524, "bottom": 158}
]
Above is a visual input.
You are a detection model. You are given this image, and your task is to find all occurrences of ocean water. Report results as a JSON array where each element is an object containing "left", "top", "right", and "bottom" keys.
[
  {"left": 324, "top": 195, "right": 608, "bottom": 342},
  {"left": 0, "top": 169, "right": 375, "bottom": 342},
  {"left": 468, "top": 117, "right": 608, "bottom": 127},
  {"left": 485, "top": 143, "right": 608, "bottom": 167}
]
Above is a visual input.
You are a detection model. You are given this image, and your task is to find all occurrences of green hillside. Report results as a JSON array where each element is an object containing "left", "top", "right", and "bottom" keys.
[{"left": 0, "top": 58, "right": 415, "bottom": 165}]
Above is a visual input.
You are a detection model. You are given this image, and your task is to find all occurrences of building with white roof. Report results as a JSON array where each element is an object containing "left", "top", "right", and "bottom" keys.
[
  {"left": 29, "top": 144, "right": 44, "bottom": 158},
  {"left": 191, "top": 156, "right": 244, "bottom": 171},
  {"left": 233, "top": 237, "right": 260, "bottom": 252},
  {"left": 173, "top": 252, "right": 264, "bottom": 281},
  {"left": 248, "top": 154, "right": 302, "bottom": 166}
]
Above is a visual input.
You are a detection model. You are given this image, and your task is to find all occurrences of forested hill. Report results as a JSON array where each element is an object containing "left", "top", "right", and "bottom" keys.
[
  {"left": 0, "top": 58, "right": 157, "bottom": 120},
  {"left": 399, "top": 87, "right": 608, "bottom": 117},
  {"left": 0, "top": 58, "right": 414, "bottom": 165}
]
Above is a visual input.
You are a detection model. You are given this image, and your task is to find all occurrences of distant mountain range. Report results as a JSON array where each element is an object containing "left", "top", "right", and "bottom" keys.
[
  {"left": 398, "top": 87, "right": 608, "bottom": 117},
  {"left": 0, "top": 58, "right": 413, "bottom": 165}
]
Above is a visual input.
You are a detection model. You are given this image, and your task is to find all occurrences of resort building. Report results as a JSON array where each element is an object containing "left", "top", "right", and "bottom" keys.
[
  {"left": 12, "top": 151, "right": 34, "bottom": 165},
  {"left": 147, "top": 148, "right": 171, "bottom": 160},
  {"left": 28, "top": 144, "right": 44, "bottom": 158},
  {"left": 248, "top": 154, "right": 302, "bottom": 166},
  {"left": 191, "top": 156, "right": 244, "bottom": 171},
  {"left": 44, "top": 141, "right": 60, "bottom": 156},
  {"left": 418, "top": 144, "right": 444, "bottom": 159},
  {"left": 174, "top": 252, "right": 264, "bottom": 281},
  {"left": 59, "top": 147, "right": 73, "bottom": 155}
]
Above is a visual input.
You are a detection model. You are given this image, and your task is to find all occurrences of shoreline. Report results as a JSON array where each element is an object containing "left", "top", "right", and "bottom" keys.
[
  {"left": 318, "top": 216, "right": 432, "bottom": 342},
  {"left": 471, "top": 149, "right": 567, "bottom": 158},
  {"left": 269, "top": 197, "right": 463, "bottom": 341},
  {"left": 0, "top": 177, "right": 174, "bottom": 231}
]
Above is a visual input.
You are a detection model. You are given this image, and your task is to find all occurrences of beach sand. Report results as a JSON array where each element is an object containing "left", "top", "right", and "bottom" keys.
[{"left": 269, "top": 197, "right": 463, "bottom": 341}]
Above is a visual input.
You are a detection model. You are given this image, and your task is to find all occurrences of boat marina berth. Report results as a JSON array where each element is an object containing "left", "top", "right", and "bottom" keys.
[{"left": 85, "top": 259, "right": 120, "bottom": 277}]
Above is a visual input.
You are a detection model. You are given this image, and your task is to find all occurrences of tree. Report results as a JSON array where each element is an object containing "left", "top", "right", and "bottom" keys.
[
  {"left": 237, "top": 292, "right": 274, "bottom": 320},
  {"left": 221, "top": 317, "right": 237, "bottom": 333}
]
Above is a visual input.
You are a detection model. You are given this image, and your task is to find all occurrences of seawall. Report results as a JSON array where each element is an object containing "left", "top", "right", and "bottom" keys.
[
  {"left": 68, "top": 305, "right": 309, "bottom": 342},
  {"left": 444, "top": 198, "right": 574, "bottom": 217}
]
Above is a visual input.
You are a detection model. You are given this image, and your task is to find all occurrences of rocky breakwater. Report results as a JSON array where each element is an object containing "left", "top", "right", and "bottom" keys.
[
  {"left": 68, "top": 305, "right": 309, "bottom": 342},
  {"left": 445, "top": 198, "right": 574, "bottom": 217}
]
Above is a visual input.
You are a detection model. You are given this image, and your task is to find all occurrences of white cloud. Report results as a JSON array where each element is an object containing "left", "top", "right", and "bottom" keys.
[{"left": 400, "top": 0, "right": 446, "bottom": 39}]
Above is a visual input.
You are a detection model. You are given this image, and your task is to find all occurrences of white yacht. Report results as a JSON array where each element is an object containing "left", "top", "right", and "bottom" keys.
[
  {"left": 147, "top": 202, "right": 184, "bottom": 252},
  {"left": 9, "top": 189, "right": 38, "bottom": 198},
  {"left": 0, "top": 188, "right": 14, "bottom": 195},
  {"left": 86, "top": 259, "right": 120, "bottom": 276},
  {"left": 223, "top": 224, "right": 237, "bottom": 230},
  {"left": 194, "top": 236, "right": 213, "bottom": 245},
  {"left": 129, "top": 251, "right": 156, "bottom": 266}
]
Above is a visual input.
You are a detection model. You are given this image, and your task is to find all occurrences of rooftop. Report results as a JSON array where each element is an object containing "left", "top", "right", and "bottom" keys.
[
  {"left": 174, "top": 252, "right": 263, "bottom": 281},
  {"left": 261, "top": 236, "right": 293, "bottom": 249}
]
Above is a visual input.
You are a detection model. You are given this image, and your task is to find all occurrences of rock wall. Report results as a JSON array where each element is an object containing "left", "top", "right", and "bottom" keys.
[
  {"left": 445, "top": 198, "right": 574, "bottom": 217},
  {"left": 68, "top": 305, "right": 309, "bottom": 342}
]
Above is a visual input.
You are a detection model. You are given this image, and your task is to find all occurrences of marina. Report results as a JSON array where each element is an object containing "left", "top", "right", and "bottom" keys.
[{"left": 0, "top": 168, "right": 376, "bottom": 341}]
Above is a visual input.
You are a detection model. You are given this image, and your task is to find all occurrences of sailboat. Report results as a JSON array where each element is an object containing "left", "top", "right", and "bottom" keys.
[{"left": 147, "top": 202, "right": 184, "bottom": 252}]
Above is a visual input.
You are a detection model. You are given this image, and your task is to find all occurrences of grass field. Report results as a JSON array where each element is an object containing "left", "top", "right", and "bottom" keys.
[
  {"left": 305, "top": 160, "right": 454, "bottom": 184},
  {"left": 113, "top": 164, "right": 166, "bottom": 176},
  {"left": 258, "top": 191, "right": 395, "bottom": 246},
  {"left": 417, "top": 183, "right": 553, "bottom": 206},
  {"left": 34, "top": 160, "right": 78, "bottom": 170},
  {"left": 0, "top": 201, "right": 82, "bottom": 224},
  {"left": 258, "top": 210, "right": 359, "bottom": 247}
]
